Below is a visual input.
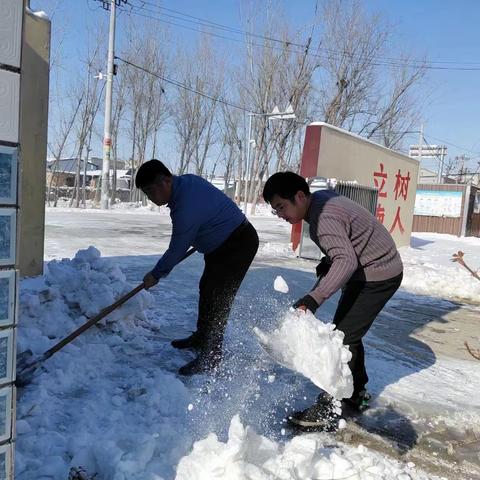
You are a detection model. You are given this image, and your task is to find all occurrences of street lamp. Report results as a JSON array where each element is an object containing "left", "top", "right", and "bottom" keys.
[{"left": 243, "top": 104, "right": 296, "bottom": 214}]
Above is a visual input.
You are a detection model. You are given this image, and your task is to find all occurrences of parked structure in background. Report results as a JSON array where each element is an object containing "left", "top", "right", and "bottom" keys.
[
  {"left": 209, "top": 177, "right": 236, "bottom": 198},
  {"left": 292, "top": 123, "right": 419, "bottom": 249},
  {"left": 46, "top": 157, "right": 130, "bottom": 202},
  {"left": 413, "top": 184, "right": 480, "bottom": 237},
  {"left": 46, "top": 158, "right": 99, "bottom": 188},
  {"left": 418, "top": 167, "right": 440, "bottom": 184},
  {"left": 46, "top": 157, "right": 127, "bottom": 187},
  {"left": 298, "top": 178, "right": 379, "bottom": 260}
]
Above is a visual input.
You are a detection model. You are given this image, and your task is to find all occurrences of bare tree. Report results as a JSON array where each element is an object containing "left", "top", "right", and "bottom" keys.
[
  {"left": 67, "top": 28, "right": 105, "bottom": 208},
  {"left": 319, "top": 0, "right": 385, "bottom": 129},
  {"left": 121, "top": 24, "right": 170, "bottom": 202},
  {"left": 170, "top": 35, "right": 223, "bottom": 176},
  {"left": 362, "top": 56, "right": 426, "bottom": 148},
  {"left": 317, "top": 0, "right": 426, "bottom": 150},
  {"left": 236, "top": 5, "right": 318, "bottom": 214},
  {"left": 46, "top": 0, "right": 428, "bottom": 211},
  {"left": 442, "top": 157, "right": 457, "bottom": 180},
  {"left": 46, "top": 92, "right": 84, "bottom": 206},
  {"left": 219, "top": 104, "right": 244, "bottom": 200}
]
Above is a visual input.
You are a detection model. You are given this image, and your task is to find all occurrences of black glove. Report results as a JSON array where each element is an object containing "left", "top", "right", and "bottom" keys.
[
  {"left": 293, "top": 294, "right": 319, "bottom": 314},
  {"left": 316, "top": 257, "right": 332, "bottom": 278}
]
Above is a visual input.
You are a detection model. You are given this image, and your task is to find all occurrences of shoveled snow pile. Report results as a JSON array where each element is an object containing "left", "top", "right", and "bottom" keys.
[
  {"left": 254, "top": 309, "right": 353, "bottom": 399},
  {"left": 176, "top": 415, "right": 432, "bottom": 480},
  {"left": 16, "top": 247, "right": 194, "bottom": 479},
  {"left": 18, "top": 246, "right": 153, "bottom": 357}
]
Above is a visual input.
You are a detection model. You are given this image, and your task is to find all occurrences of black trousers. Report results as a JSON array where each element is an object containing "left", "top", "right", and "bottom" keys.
[
  {"left": 333, "top": 272, "right": 403, "bottom": 397},
  {"left": 196, "top": 221, "right": 259, "bottom": 356}
]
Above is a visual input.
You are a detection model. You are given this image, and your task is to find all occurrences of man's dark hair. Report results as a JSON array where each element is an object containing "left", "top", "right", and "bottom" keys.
[
  {"left": 135, "top": 159, "right": 172, "bottom": 189},
  {"left": 263, "top": 171, "right": 310, "bottom": 203}
]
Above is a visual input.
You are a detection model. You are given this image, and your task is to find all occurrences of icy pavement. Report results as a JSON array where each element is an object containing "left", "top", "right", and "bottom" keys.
[{"left": 13, "top": 208, "right": 480, "bottom": 479}]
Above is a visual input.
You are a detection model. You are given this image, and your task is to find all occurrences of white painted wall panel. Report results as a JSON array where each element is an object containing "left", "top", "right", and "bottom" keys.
[
  {"left": 0, "top": 71, "right": 19, "bottom": 143},
  {"left": 0, "top": 0, "right": 23, "bottom": 68}
]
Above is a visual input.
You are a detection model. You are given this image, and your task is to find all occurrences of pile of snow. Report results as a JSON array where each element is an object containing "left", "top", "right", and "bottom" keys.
[
  {"left": 260, "top": 242, "right": 297, "bottom": 258},
  {"left": 46, "top": 200, "right": 170, "bottom": 216},
  {"left": 26, "top": 6, "right": 50, "bottom": 20},
  {"left": 251, "top": 202, "right": 275, "bottom": 217},
  {"left": 273, "top": 275, "right": 289, "bottom": 293},
  {"left": 176, "top": 415, "right": 431, "bottom": 480},
  {"left": 399, "top": 234, "right": 480, "bottom": 303},
  {"left": 18, "top": 246, "right": 153, "bottom": 356},
  {"left": 16, "top": 247, "right": 193, "bottom": 479},
  {"left": 254, "top": 310, "right": 353, "bottom": 400}
]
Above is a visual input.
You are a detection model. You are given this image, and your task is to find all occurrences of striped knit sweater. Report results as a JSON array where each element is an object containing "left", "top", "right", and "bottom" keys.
[{"left": 306, "top": 189, "right": 403, "bottom": 305}]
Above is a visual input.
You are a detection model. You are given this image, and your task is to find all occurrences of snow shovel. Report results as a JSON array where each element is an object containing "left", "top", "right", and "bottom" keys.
[
  {"left": 16, "top": 247, "right": 197, "bottom": 387},
  {"left": 255, "top": 272, "right": 326, "bottom": 367}
]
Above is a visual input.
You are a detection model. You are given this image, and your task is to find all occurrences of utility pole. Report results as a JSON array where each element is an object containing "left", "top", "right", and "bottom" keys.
[
  {"left": 243, "top": 105, "right": 296, "bottom": 215},
  {"left": 101, "top": 0, "right": 117, "bottom": 209},
  {"left": 418, "top": 123, "right": 424, "bottom": 159},
  {"left": 437, "top": 145, "right": 446, "bottom": 184},
  {"left": 455, "top": 154, "right": 469, "bottom": 184},
  {"left": 417, "top": 123, "right": 423, "bottom": 183},
  {"left": 243, "top": 113, "right": 253, "bottom": 214}
]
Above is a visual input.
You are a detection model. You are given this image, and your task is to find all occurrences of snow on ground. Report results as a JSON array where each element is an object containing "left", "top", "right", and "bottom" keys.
[
  {"left": 176, "top": 415, "right": 431, "bottom": 480},
  {"left": 15, "top": 209, "right": 480, "bottom": 479},
  {"left": 399, "top": 233, "right": 480, "bottom": 303},
  {"left": 46, "top": 200, "right": 275, "bottom": 217}
]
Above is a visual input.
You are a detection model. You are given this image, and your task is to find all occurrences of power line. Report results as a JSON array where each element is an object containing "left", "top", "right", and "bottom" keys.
[
  {"left": 122, "top": 0, "right": 480, "bottom": 72},
  {"left": 128, "top": 0, "right": 308, "bottom": 49},
  {"left": 95, "top": 0, "right": 128, "bottom": 10},
  {"left": 120, "top": 5, "right": 404, "bottom": 69},
  {"left": 131, "top": 0, "right": 480, "bottom": 68},
  {"left": 115, "top": 55, "right": 258, "bottom": 114},
  {"left": 102, "top": 3, "right": 480, "bottom": 166},
  {"left": 421, "top": 133, "right": 480, "bottom": 158},
  {"left": 115, "top": 56, "right": 476, "bottom": 162},
  {"left": 119, "top": 6, "right": 311, "bottom": 60}
]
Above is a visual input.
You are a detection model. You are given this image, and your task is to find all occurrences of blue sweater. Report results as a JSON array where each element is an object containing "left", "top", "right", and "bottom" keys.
[{"left": 152, "top": 175, "right": 246, "bottom": 279}]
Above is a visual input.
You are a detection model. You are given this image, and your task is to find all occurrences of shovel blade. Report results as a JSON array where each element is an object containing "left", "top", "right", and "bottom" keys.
[
  {"left": 17, "top": 349, "right": 34, "bottom": 371},
  {"left": 16, "top": 365, "right": 38, "bottom": 387},
  {"left": 16, "top": 350, "right": 45, "bottom": 387}
]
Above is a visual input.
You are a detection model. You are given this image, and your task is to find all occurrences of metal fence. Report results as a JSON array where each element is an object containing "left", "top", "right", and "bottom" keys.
[
  {"left": 298, "top": 179, "right": 379, "bottom": 260},
  {"left": 334, "top": 181, "right": 378, "bottom": 215}
]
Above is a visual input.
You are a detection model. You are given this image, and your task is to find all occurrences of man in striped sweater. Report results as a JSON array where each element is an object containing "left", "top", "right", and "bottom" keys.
[{"left": 263, "top": 172, "right": 403, "bottom": 431}]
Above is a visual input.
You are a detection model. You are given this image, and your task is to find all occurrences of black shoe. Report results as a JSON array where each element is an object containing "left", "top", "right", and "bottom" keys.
[
  {"left": 287, "top": 398, "right": 340, "bottom": 432},
  {"left": 178, "top": 353, "right": 221, "bottom": 376},
  {"left": 316, "top": 391, "right": 334, "bottom": 406},
  {"left": 171, "top": 332, "right": 201, "bottom": 350},
  {"left": 342, "top": 390, "right": 371, "bottom": 413}
]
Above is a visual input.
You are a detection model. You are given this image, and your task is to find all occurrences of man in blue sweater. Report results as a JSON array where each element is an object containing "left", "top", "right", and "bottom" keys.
[{"left": 135, "top": 160, "right": 259, "bottom": 376}]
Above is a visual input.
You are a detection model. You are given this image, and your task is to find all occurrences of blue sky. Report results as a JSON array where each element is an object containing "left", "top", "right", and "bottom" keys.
[{"left": 31, "top": 0, "right": 480, "bottom": 173}]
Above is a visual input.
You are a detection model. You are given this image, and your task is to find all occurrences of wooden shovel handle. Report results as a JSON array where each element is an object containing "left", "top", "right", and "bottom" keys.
[
  {"left": 42, "top": 283, "right": 146, "bottom": 360},
  {"left": 42, "top": 247, "right": 197, "bottom": 361}
]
